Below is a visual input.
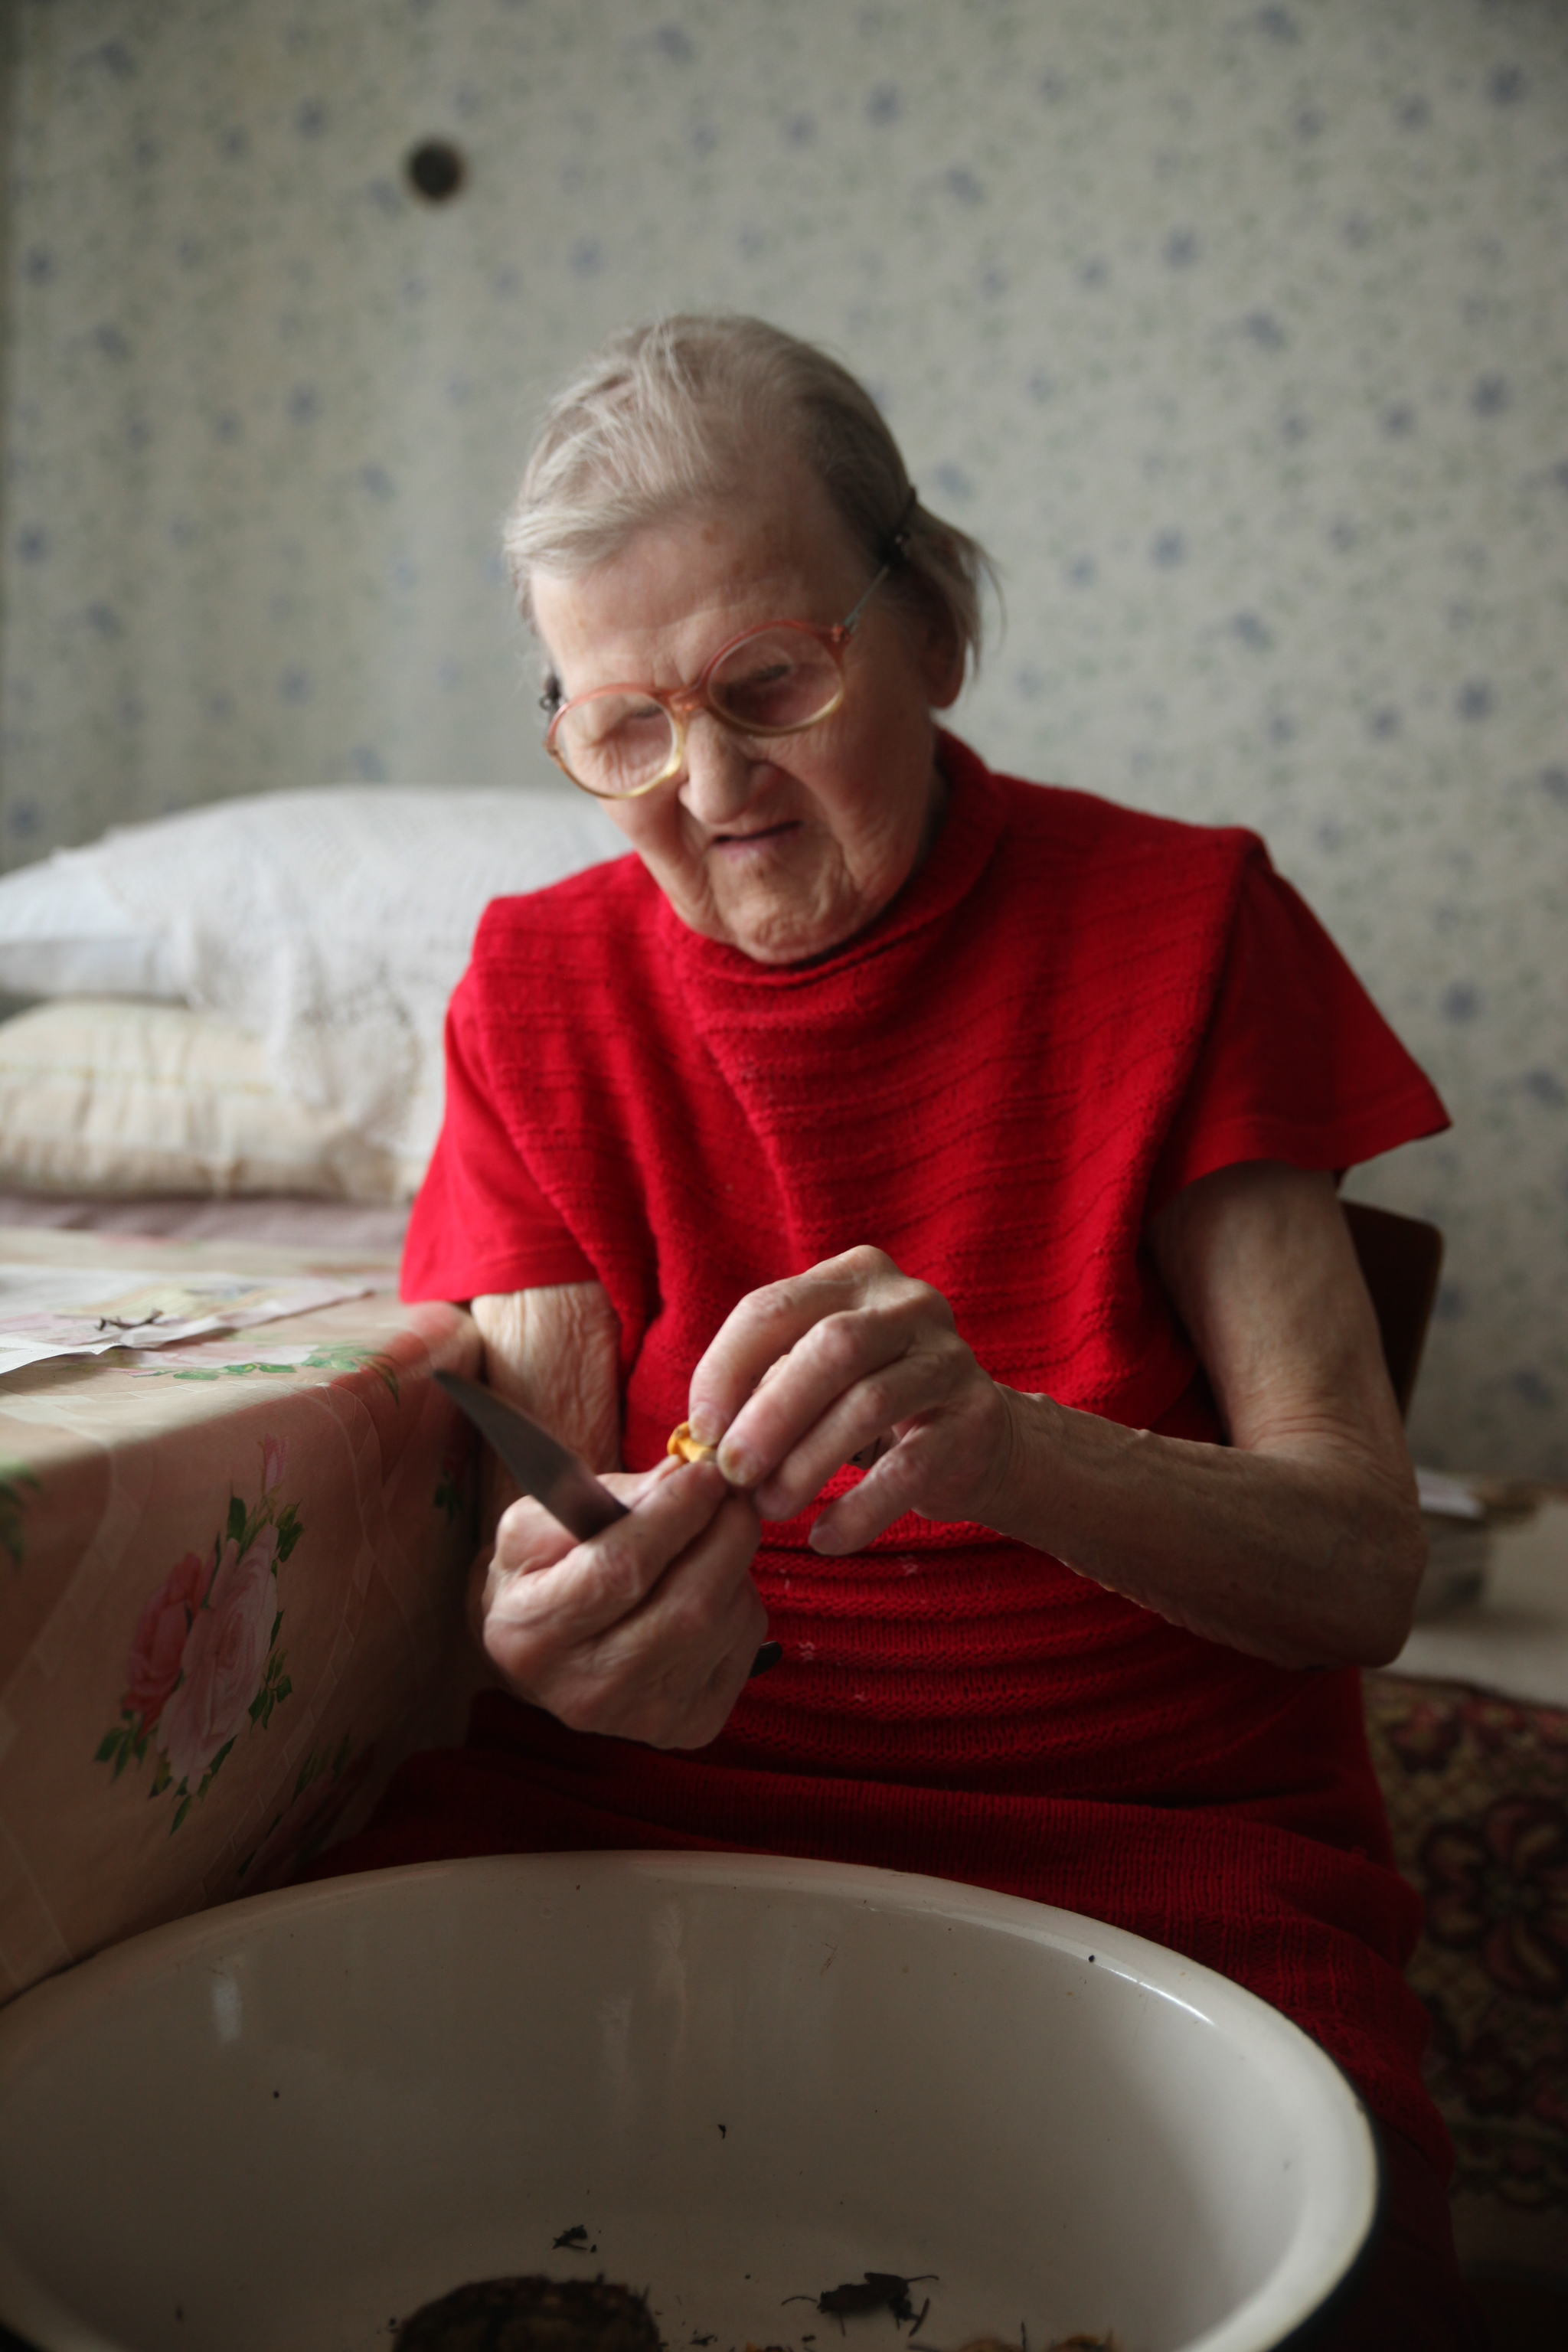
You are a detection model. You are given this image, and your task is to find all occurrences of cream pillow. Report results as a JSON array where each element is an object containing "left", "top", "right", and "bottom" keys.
[{"left": 0, "top": 999, "right": 420, "bottom": 1202}]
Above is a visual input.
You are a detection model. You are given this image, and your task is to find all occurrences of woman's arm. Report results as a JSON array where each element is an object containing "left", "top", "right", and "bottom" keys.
[
  {"left": 985, "top": 1162, "right": 1423, "bottom": 1667},
  {"left": 686, "top": 1162, "right": 1426, "bottom": 1671},
  {"left": 471, "top": 1282, "right": 623, "bottom": 1486}
]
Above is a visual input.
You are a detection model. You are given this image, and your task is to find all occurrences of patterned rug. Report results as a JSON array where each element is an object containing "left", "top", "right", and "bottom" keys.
[{"left": 1365, "top": 1671, "right": 1568, "bottom": 2274}]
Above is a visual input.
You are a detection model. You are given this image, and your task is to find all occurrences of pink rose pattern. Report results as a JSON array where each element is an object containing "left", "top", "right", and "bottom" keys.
[
  {"left": 158, "top": 1530, "right": 278, "bottom": 1788},
  {"left": 96, "top": 1446, "right": 302, "bottom": 1831},
  {"left": 122, "top": 1550, "right": 209, "bottom": 1727}
]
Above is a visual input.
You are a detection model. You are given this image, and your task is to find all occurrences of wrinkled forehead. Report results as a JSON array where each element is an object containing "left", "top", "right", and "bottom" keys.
[{"left": 532, "top": 463, "right": 867, "bottom": 695}]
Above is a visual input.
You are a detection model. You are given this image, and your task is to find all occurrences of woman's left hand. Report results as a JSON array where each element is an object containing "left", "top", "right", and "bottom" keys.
[
  {"left": 683, "top": 1171, "right": 1426, "bottom": 1671},
  {"left": 686, "top": 1245, "right": 1019, "bottom": 1552}
]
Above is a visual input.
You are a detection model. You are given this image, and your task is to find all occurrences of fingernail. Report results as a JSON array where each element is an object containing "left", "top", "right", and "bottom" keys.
[
  {"left": 717, "top": 1439, "right": 760, "bottom": 1488},
  {"left": 688, "top": 1403, "right": 723, "bottom": 1448}
]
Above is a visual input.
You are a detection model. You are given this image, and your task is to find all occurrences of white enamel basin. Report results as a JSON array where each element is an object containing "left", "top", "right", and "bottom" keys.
[{"left": 0, "top": 1853, "right": 1378, "bottom": 2352}]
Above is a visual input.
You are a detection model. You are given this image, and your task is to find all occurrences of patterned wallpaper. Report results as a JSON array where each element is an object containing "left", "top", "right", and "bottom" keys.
[{"left": 1, "top": 0, "right": 1564, "bottom": 1478}]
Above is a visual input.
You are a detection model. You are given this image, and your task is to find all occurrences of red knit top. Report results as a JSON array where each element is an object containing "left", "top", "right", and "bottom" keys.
[{"left": 396, "top": 737, "right": 1452, "bottom": 2165}]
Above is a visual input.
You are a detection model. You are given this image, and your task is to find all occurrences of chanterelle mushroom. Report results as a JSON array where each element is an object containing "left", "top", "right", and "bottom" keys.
[{"left": 667, "top": 1420, "right": 719, "bottom": 1465}]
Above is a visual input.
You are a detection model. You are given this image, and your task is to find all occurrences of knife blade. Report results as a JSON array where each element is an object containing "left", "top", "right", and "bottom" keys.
[
  {"left": 435, "top": 1370, "right": 781, "bottom": 1679},
  {"left": 436, "top": 1369, "right": 628, "bottom": 1540}
]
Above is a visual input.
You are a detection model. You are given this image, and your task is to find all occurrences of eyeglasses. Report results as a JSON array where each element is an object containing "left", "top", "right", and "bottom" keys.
[{"left": 541, "top": 560, "right": 894, "bottom": 801}]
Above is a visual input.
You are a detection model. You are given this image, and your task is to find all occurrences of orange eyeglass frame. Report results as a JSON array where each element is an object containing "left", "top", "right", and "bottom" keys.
[{"left": 541, "top": 547, "right": 900, "bottom": 799}]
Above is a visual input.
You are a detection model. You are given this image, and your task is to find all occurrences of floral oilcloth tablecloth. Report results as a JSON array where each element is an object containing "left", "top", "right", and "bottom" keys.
[{"left": 0, "top": 1227, "right": 479, "bottom": 2004}]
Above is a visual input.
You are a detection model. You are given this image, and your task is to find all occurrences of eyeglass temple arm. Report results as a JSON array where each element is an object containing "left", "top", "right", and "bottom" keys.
[{"left": 840, "top": 485, "right": 920, "bottom": 636}]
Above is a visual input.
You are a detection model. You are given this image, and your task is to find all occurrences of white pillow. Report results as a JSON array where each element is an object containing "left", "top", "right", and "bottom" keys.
[
  {"left": 0, "top": 859, "right": 181, "bottom": 998},
  {"left": 0, "top": 786, "right": 622, "bottom": 1163},
  {"left": 0, "top": 998, "right": 421, "bottom": 1202}
]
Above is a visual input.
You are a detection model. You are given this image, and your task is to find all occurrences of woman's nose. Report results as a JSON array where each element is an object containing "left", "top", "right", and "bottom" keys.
[{"left": 676, "top": 710, "right": 760, "bottom": 826}]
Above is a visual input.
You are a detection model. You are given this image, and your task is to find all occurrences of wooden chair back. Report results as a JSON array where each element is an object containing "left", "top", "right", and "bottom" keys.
[{"left": 1341, "top": 1200, "right": 1444, "bottom": 1421}]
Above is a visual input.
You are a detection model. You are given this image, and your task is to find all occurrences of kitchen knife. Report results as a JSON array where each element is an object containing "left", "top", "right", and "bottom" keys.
[{"left": 435, "top": 1370, "right": 781, "bottom": 1678}]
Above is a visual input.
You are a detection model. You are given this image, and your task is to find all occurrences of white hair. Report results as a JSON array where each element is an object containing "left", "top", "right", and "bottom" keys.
[{"left": 503, "top": 314, "right": 998, "bottom": 681}]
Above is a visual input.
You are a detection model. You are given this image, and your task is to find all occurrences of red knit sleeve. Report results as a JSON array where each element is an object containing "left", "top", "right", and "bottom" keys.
[
  {"left": 1146, "top": 850, "right": 1449, "bottom": 1218},
  {"left": 400, "top": 970, "right": 596, "bottom": 1304}
]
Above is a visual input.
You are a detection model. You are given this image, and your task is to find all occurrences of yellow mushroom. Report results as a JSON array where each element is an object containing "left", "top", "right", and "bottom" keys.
[{"left": 667, "top": 1420, "right": 719, "bottom": 1465}]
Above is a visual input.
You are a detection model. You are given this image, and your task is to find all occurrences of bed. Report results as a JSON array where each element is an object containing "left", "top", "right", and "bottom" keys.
[{"left": 0, "top": 782, "right": 621, "bottom": 1215}]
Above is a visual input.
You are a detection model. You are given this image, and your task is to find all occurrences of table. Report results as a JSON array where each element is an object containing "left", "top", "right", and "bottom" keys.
[{"left": 0, "top": 1227, "right": 479, "bottom": 2003}]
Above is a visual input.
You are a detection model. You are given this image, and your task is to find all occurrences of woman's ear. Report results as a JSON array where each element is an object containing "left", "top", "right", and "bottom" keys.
[{"left": 916, "top": 606, "right": 965, "bottom": 710}]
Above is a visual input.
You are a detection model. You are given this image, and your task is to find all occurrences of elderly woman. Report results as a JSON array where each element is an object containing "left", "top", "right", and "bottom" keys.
[{"left": 348, "top": 317, "right": 1475, "bottom": 2345}]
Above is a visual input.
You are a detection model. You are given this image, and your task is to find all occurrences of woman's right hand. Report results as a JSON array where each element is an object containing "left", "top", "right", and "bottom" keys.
[{"left": 472, "top": 1455, "right": 766, "bottom": 1750}]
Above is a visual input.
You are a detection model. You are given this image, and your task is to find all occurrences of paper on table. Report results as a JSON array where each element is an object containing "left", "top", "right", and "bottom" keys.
[{"left": 0, "top": 1265, "right": 371, "bottom": 1378}]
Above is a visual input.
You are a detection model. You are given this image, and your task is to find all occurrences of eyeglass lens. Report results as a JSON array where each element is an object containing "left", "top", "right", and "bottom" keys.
[{"left": 553, "top": 625, "right": 844, "bottom": 798}]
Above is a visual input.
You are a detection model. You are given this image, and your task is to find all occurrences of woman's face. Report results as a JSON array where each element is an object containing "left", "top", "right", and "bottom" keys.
[{"left": 531, "top": 456, "right": 960, "bottom": 965}]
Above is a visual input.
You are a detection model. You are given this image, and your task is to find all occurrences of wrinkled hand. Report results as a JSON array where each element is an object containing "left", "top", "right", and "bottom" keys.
[
  {"left": 687, "top": 1245, "right": 1021, "bottom": 1553},
  {"left": 475, "top": 1455, "right": 766, "bottom": 1749}
]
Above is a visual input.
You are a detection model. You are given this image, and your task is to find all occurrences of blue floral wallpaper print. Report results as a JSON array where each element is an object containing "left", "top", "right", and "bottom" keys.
[{"left": 0, "top": 0, "right": 1564, "bottom": 1478}]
